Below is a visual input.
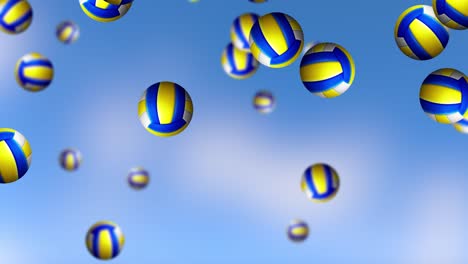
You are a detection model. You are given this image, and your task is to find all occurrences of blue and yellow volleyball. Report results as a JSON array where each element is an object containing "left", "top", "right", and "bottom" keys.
[
  {"left": 287, "top": 219, "right": 309, "bottom": 242},
  {"left": 253, "top": 90, "right": 275, "bottom": 114},
  {"left": 86, "top": 221, "right": 124, "bottom": 260},
  {"left": 0, "top": 128, "right": 31, "bottom": 184},
  {"left": 395, "top": 5, "right": 449, "bottom": 60},
  {"left": 249, "top": 12, "right": 304, "bottom": 68},
  {"left": 59, "top": 148, "right": 82, "bottom": 171},
  {"left": 433, "top": 0, "right": 468, "bottom": 30},
  {"left": 138, "top": 81, "right": 193, "bottom": 137},
  {"left": 128, "top": 167, "right": 149, "bottom": 190},
  {"left": 15, "top": 52, "right": 54, "bottom": 92},
  {"left": 300, "top": 42, "right": 355, "bottom": 98},
  {"left": 231, "top": 13, "right": 259, "bottom": 51},
  {"left": 419, "top": 68, "right": 468, "bottom": 124},
  {"left": 301, "top": 163, "right": 340, "bottom": 202},
  {"left": 0, "top": 0, "right": 32, "bottom": 34},
  {"left": 56, "top": 20, "right": 79, "bottom": 44},
  {"left": 221, "top": 43, "right": 259, "bottom": 79},
  {"left": 79, "top": 0, "right": 132, "bottom": 22}
]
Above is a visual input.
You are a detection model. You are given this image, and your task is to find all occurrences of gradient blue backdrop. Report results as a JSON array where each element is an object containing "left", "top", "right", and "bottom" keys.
[{"left": 1, "top": 0, "right": 468, "bottom": 263}]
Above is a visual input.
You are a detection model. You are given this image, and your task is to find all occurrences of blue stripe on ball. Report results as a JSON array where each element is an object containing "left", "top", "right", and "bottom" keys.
[
  {"left": 172, "top": 83, "right": 185, "bottom": 123},
  {"left": 0, "top": 131, "right": 14, "bottom": 141},
  {"left": 149, "top": 119, "right": 186, "bottom": 133},
  {"left": 271, "top": 13, "right": 293, "bottom": 47},
  {"left": 444, "top": 4, "right": 468, "bottom": 27},
  {"left": 82, "top": 2, "right": 120, "bottom": 19},
  {"left": 397, "top": 9, "right": 431, "bottom": 60},
  {"left": 233, "top": 19, "right": 248, "bottom": 46},
  {"left": 301, "top": 52, "right": 336, "bottom": 65},
  {"left": 323, "top": 165, "right": 334, "bottom": 198},
  {"left": 304, "top": 168, "right": 318, "bottom": 197},
  {"left": 145, "top": 84, "right": 160, "bottom": 125},
  {"left": 250, "top": 23, "right": 278, "bottom": 59},
  {"left": 420, "top": 100, "right": 460, "bottom": 114},
  {"left": 424, "top": 75, "right": 464, "bottom": 90},
  {"left": 0, "top": 0, "right": 21, "bottom": 18},
  {"left": 271, "top": 40, "right": 301, "bottom": 65},
  {"left": 303, "top": 74, "right": 345, "bottom": 93},
  {"left": 334, "top": 48, "right": 352, "bottom": 83},
  {"left": 397, "top": 9, "right": 421, "bottom": 37},
  {"left": 110, "top": 230, "right": 119, "bottom": 258},
  {"left": 92, "top": 228, "right": 100, "bottom": 257},
  {"left": 417, "top": 15, "right": 449, "bottom": 46},
  {"left": 405, "top": 31, "right": 431, "bottom": 60},
  {"left": 5, "top": 138, "right": 28, "bottom": 179}
]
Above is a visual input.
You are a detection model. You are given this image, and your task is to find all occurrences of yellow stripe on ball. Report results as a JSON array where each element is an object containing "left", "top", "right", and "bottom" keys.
[
  {"left": 0, "top": 141, "right": 18, "bottom": 183},
  {"left": 157, "top": 82, "right": 176, "bottom": 125}
]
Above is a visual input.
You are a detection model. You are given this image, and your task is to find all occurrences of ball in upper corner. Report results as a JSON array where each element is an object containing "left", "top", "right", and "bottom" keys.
[
  {"left": 287, "top": 219, "right": 309, "bottom": 242},
  {"left": 300, "top": 42, "right": 355, "bottom": 98},
  {"left": 86, "top": 221, "right": 125, "bottom": 260},
  {"left": 253, "top": 90, "right": 275, "bottom": 114},
  {"left": 249, "top": 12, "right": 304, "bottom": 68},
  {"left": 221, "top": 43, "right": 259, "bottom": 79},
  {"left": 301, "top": 163, "right": 340, "bottom": 202},
  {"left": 138, "top": 82, "right": 193, "bottom": 137},
  {"left": 59, "top": 148, "right": 82, "bottom": 171},
  {"left": 231, "top": 13, "right": 259, "bottom": 52},
  {"left": 15, "top": 52, "right": 54, "bottom": 92},
  {"left": 419, "top": 68, "right": 468, "bottom": 124},
  {"left": 79, "top": 0, "right": 132, "bottom": 22},
  {"left": 0, "top": 128, "right": 32, "bottom": 184},
  {"left": 0, "top": 0, "right": 33, "bottom": 34},
  {"left": 56, "top": 20, "right": 79, "bottom": 44},
  {"left": 433, "top": 0, "right": 468, "bottom": 30},
  {"left": 394, "top": 5, "right": 449, "bottom": 60},
  {"left": 128, "top": 167, "right": 149, "bottom": 190}
]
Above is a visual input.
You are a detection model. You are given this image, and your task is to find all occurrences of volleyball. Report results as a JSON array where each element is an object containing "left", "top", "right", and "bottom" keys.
[
  {"left": 79, "top": 0, "right": 132, "bottom": 22},
  {"left": 86, "top": 221, "right": 125, "bottom": 260},
  {"left": 0, "top": 128, "right": 32, "bottom": 184},
  {"left": 301, "top": 163, "right": 340, "bottom": 202},
  {"left": 287, "top": 219, "right": 309, "bottom": 242},
  {"left": 0, "top": 0, "right": 32, "bottom": 34},
  {"left": 138, "top": 81, "right": 193, "bottom": 137},
  {"left": 249, "top": 12, "right": 304, "bottom": 68},
  {"left": 253, "top": 90, "right": 275, "bottom": 114},
  {"left": 433, "top": 0, "right": 468, "bottom": 30},
  {"left": 15, "top": 52, "right": 54, "bottom": 92},
  {"left": 221, "top": 43, "right": 259, "bottom": 79},
  {"left": 128, "top": 167, "right": 149, "bottom": 190},
  {"left": 56, "top": 21, "right": 79, "bottom": 44},
  {"left": 230, "top": 13, "right": 259, "bottom": 52},
  {"left": 59, "top": 149, "right": 82, "bottom": 171}
]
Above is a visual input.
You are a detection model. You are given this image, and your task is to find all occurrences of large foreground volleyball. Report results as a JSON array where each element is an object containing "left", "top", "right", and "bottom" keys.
[
  {"left": 0, "top": 0, "right": 33, "bottom": 34},
  {"left": 0, "top": 128, "right": 32, "bottom": 184},
  {"left": 138, "top": 81, "right": 193, "bottom": 137}
]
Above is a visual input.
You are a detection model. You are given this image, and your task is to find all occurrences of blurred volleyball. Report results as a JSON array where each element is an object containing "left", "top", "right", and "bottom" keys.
[
  {"left": 56, "top": 20, "right": 79, "bottom": 44},
  {"left": 138, "top": 81, "right": 193, "bottom": 137},
  {"left": 79, "top": 0, "right": 132, "bottom": 22},
  {"left": 394, "top": 5, "right": 449, "bottom": 60},
  {"left": 15, "top": 52, "right": 54, "bottom": 92},
  {"left": 221, "top": 43, "right": 259, "bottom": 79},
  {"left": 300, "top": 42, "right": 355, "bottom": 98},
  {"left": 302, "top": 41, "right": 320, "bottom": 55},
  {"left": 249, "top": 0, "right": 267, "bottom": 2},
  {"left": 433, "top": 0, "right": 468, "bottom": 30},
  {"left": 419, "top": 68, "right": 468, "bottom": 124},
  {"left": 59, "top": 148, "right": 82, "bottom": 171},
  {"left": 86, "top": 221, "right": 124, "bottom": 260},
  {"left": 253, "top": 90, "right": 275, "bottom": 114},
  {"left": 230, "top": 13, "right": 259, "bottom": 51},
  {"left": 128, "top": 167, "right": 149, "bottom": 190},
  {"left": 0, "top": 0, "right": 33, "bottom": 34},
  {"left": 301, "top": 163, "right": 340, "bottom": 202},
  {"left": 249, "top": 12, "right": 304, "bottom": 68},
  {"left": 287, "top": 219, "right": 309, "bottom": 242},
  {"left": 0, "top": 128, "right": 31, "bottom": 184}
]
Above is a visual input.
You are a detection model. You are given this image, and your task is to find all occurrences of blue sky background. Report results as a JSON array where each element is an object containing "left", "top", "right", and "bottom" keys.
[{"left": 1, "top": 0, "right": 468, "bottom": 263}]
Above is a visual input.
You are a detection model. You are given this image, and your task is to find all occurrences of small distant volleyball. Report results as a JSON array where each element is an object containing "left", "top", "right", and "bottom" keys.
[
  {"left": 253, "top": 90, "right": 275, "bottom": 114},
  {"left": 128, "top": 167, "right": 149, "bottom": 190},
  {"left": 231, "top": 13, "right": 259, "bottom": 51},
  {"left": 394, "top": 5, "right": 449, "bottom": 60},
  {"left": 433, "top": 0, "right": 468, "bottom": 30},
  {"left": 419, "top": 68, "right": 468, "bottom": 124},
  {"left": 249, "top": 0, "right": 267, "bottom": 2},
  {"left": 221, "top": 43, "right": 259, "bottom": 79},
  {"left": 300, "top": 42, "right": 355, "bottom": 98},
  {"left": 86, "top": 221, "right": 124, "bottom": 260},
  {"left": 301, "top": 163, "right": 340, "bottom": 202},
  {"left": 249, "top": 12, "right": 304, "bottom": 68},
  {"left": 138, "top": 81, "right": 193, "bottom": 137},
  {"left": 56, "top": 21, "right": 79, "bottom": 44},
  {"left": 59, "top": 148, "right": 82, "bottom": 171},
  {"left": 0, "top": 0, "right": 33, "bottom": 34},
  {"left": 15, "top": 52, "right": 54, "bottom": 92},
  {"left": 287, "top": 219, "right": 309, "bottom": 242},
  {"left": 454, "top": 118, "right": 468, "bottom": 133},
  {"left": 79, "top": 0, "right": 132, "bottom": 22},
  {"left": 0, "top": 128, "right": 31, "bottom": 184}
]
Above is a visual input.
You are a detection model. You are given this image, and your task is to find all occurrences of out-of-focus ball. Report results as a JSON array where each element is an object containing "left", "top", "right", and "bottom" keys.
[
  {"left": 302, "top": 41, "right": 320, "bottom": 55},
  {"left": 56, "top": 20, "right": 79, "bottom": 44},
  {"left": 300, "top": 42, "right": 355, "bottom": 98},
  {"left": 0, "top": 0, "right": 33, "bottom": 34},
  {"left": 249, "top": 12, "right": 303, "bottom": 68},
  {"left": 287, "top": 219, "right": 309, "bottom": 242},
  {"left": 138, "top": 81, "right": 193, "bottom": 137},
  {"left": 59, "top": 148, "right": 82, "bottom": 171},
  {"left": 79, "top": 0, "right": 132, "bottom": 22},
  {"left": 253, "top": 90, "right": 275, "bottom": 114},
  {"left": 86, "top": 221, "right": 124, "bottom": 260},
  {"left": 230, "top": 13, "right": 259, "bottom": 51},
  {"left": 0, "top": 128, "right": 31, "bottom": 184},
  {"left": 419, "top": 68, "right": 468, "bottom": 124},
  {"left": 221, "top": 43, "right": 259, "bottom": 79},
  {"left": 301, "top": 163, "right": 340, "bottom": 202},
  {"left": 128, "top": 167, "right": 149, "bottom": 190},
  {"left": 394, "top": 5, "right": 449, "bottom": 60},
  {"left": 433, "top": 0, "right": 468, "bottom": 30},
  {"left": 15, "top": 52, "right": 53, "bottom": 92}
]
